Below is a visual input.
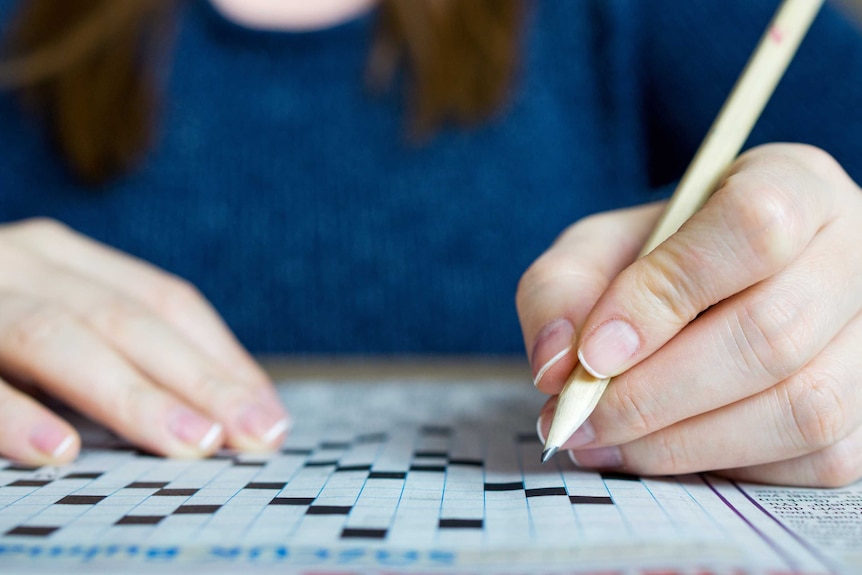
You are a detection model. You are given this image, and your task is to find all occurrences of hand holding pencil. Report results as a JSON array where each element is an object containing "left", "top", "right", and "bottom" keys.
[{"left": 517, "top": 0, "right": 862, "bottom": 487}]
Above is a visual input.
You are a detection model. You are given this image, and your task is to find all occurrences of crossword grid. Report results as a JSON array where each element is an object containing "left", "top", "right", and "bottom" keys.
[
  {"left": 0, "top": 381, "right": 834, "bottom": 572},
  {"left": 0, "top": 423, "right": 632, "bottom": 549}
]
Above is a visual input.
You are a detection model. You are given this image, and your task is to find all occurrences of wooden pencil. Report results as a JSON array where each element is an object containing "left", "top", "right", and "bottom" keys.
[{"left": 542, "top": 0, "right": 826, "bottom": 463}]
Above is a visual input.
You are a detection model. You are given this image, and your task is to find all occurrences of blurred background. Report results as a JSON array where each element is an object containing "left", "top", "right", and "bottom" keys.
[{"left": 838, "top": 0, "right": 862, "bottom": 19}]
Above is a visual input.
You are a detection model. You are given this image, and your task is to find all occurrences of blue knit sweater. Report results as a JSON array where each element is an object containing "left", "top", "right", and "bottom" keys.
[{"left": 1, "top": 0, "right": 861, "bottom": 354}]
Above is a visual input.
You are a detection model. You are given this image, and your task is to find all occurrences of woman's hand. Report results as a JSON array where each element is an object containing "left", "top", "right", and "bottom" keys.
[
  {"left": 0, "top": 219, "right": 289, "bottom": 466},
  {"left": 517, "top": 144, "right": 862, "bottom": 487}
]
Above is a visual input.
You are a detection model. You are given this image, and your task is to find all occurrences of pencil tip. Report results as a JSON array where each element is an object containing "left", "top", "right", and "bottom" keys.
[{"left": 541, "top": 446, "right": 558, "bottom": 464}]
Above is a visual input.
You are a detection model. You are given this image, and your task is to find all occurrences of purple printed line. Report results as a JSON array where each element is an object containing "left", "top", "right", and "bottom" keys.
[
  {"left": 731, "top": 481, "right": 837, "bottom": 575},
  {"left": 701, "top": 474, "right": 798, "bottom": 571}
]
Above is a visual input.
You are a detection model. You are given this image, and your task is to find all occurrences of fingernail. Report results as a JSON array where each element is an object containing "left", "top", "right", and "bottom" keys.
[
  {"left": 238, "top": 401, "right": 290, "bottom": 446},
  {"left": 536, "top": 396, "right": 558, "bottom": 444},
  {"left": 169, "top": 408, "right": 223, "bottom": 451},
  {"left": 568, "top": 446, "right": 623, "bottom": 469},
  {"left": 531, "top": 318, "right": 575, "bottom": 386},
  {"left": 536, "top": 413, "right": 547, "bottom": 444},
  {"left": 562, "top": 419, "right": 596, "bottom": 449},
  {"left": 578, "top": 319, "right": 639, "bottom": 378},
  {"left": 30, "top": 423, "right": 75, "bottom": 459}
]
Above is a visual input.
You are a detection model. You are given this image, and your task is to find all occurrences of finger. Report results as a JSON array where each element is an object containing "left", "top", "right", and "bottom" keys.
[
  {"left": 717, "top": 425, "right": 862, "bottom": 487},
  {"left": 516, "top": 203, "right": 663, "bottom": 392},
  {"left": 1, "top": 262, "right": 289, "bottom": 450},
  {"left": 2, "top": 219, "right": 268, "bottom": 385},
  {"left": 89, "top": 305, "right": 290, "bottom": 452},
  {"left": 0, "top": 376, "right": 79, "bottom": 466},
  {"left": 576, "top": 145, "right": 852, "bottom": 380},
  {"left": 565, "top": 309, "right": 862, "bottom": 480},
  {"left": 563, "top": 207, "right": 862, "bottom": 449},
  {"left": 0, "top": 292, "right": 225, "bottom": 458}
]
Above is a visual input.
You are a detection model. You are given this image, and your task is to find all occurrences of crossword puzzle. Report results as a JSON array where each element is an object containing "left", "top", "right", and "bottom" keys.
[
  {"left": 0, "top": 422, "right": 628, "bottom": 547},
  {"left": 0, "top": 381, "right": 847, "bottom": 573}
]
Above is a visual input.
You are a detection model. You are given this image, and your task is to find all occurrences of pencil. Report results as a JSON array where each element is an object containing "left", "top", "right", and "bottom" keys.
[{"left": 541, "top": 0, "right": 825, "bottom": 463}]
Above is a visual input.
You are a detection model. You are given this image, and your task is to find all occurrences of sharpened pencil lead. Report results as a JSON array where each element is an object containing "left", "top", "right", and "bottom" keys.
[{"left": 541, "top": 446, "right": 558, "bottom": 464}]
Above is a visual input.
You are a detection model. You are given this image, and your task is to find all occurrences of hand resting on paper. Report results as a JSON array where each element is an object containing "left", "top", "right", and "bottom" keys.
[
  {"left": 517, "top": 144, "right": 862, "bottom": 487},
  {"left": 0, "top": 220, "right": 289, "bottom": 465}
]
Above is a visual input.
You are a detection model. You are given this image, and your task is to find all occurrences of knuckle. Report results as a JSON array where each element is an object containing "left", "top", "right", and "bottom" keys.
[
  {"left": 517, "top": 252, "right": 554, "bottom": 299},
  {"left": 112, "top": 381, "right": 150, "bottom": 428},
  {"left": 181, "top": 376, "right": 248, "bottom": 417},
  {"left": 811, "top": 440, "right": 862, "bottom": 488},
  {"left": 516, "top": 249, "right": 583, "bottom": 312},
  {"left": 629, "top": 251, "right": 699, "bottom": 326},
  {"left": 629, "top": 427, "right": 687, "bottom": 476},
  {"left": 517, "top": 214, "right": 622, "bottom": 317},
  {"left": 653, "top": 429, "right": 686, "bottom": 474},
  {"left": 733, "top": 295, "right": 811, "bottom": 382},
  {"left": 718, "top": 178, "right": 798, "bottom": 271},
  {"left": 609, "top": 381, "right": 661, "bottom": 439},
  {"left": 86, "top": 299, "right": 148, "bottom": 336},
  {"left": 147, "top": 276, "right": 204, "bottom": 321},
  {"left": 5, "top": 303, "right": 75, "bottom": 353},
  {"left": 782, "top": 370, "right": 847, "bottom": 451}
]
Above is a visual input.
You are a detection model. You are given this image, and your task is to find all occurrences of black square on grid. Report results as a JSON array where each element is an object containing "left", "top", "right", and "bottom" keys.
[
  {"left": 448, "top": 459, "right": 483, "bottom": 467},
  {"left": 368, "top": 471, "right": 406, "bottom": 480},
  {"left": 600, "top": 472, "right": 640, "bottom": 482},
  {"left": 269, "top": 497, "right": 315, "bottom": 506},
  {"left": 484, "top": 482, "right": 524, "bottom": 492},
  {"left": 55, "top": 495, "right": 107, "bottom": 505},
  {"left": 306, "top": 506, "right": 351, "bottom": 515},
  {"left": 280, "top": 448, "right": 313, "bottom": 456},
  {"left": 341, "top": 528, "right": 387, "bottom": 539},
  {"left": 8, "top": 479, "right": 51, "bottom": 487},
  {"left": 173, "top": 505, "right": 220, "bottom": 515},
  {"left": 232, "top": 460, "right": 266, "bottom": 467},
  {"left": 319, "top": 441, "right": 351, "bottom": 450},
  {"left": 439, "top": 519, "right": 483, "bottom": 529},
  {"left": 569, "top": 495, "right": 614, "bottom": 505},
  {"left": 516, "top": 432, "right": 541, "bottom": 443},
  {"left": 525, "top": 487, "right": 568, "bottom": 498},
  {"left": 153, "top": 488, "right": 199, "bottom": 496},
  {"left": 354, "top": 433, "right": 387, "bottom": 443},
  {"left": 62, "top": 472, "right": 103, "bottom": 480},
  {"left": 4, "top": 465, "right": 37, "bottom": 472},
  {"left": 208, "top": 451, "right": 236, "bottom": 460},
  {"left": 420, "top": 425, "right": 452, "bottom": 436},
  {"left": 125, "top": 482, "right": 169, "bottom": 489},
  {"left": 245, "top": 482, "right": 286, "bottom": 490},
  {"left": 115, "top": 515, "right": 164, "bottom": 526},
  {"left": 409, "top": 465, "right": 446, "bottom": 472},
  {"left": 5, "top": 526, "right": 58, "bottom": 537},
  {"left": 335, "top": 464, "right": 371, "bottom": 473}
]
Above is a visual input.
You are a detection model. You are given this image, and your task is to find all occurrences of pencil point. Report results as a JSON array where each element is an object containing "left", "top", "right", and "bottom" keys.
[{"left": 541, "top": 446, "right": 559, "bottom": 464}]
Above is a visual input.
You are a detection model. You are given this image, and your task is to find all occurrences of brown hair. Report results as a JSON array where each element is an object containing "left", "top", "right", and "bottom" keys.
[{"left": 0, "top": 0, "right": 522, "bottom": 184}]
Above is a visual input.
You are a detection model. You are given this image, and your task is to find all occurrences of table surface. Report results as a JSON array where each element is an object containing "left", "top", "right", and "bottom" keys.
[{"left": 259, "top": 355, "right": 531, "bottom": 382}]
